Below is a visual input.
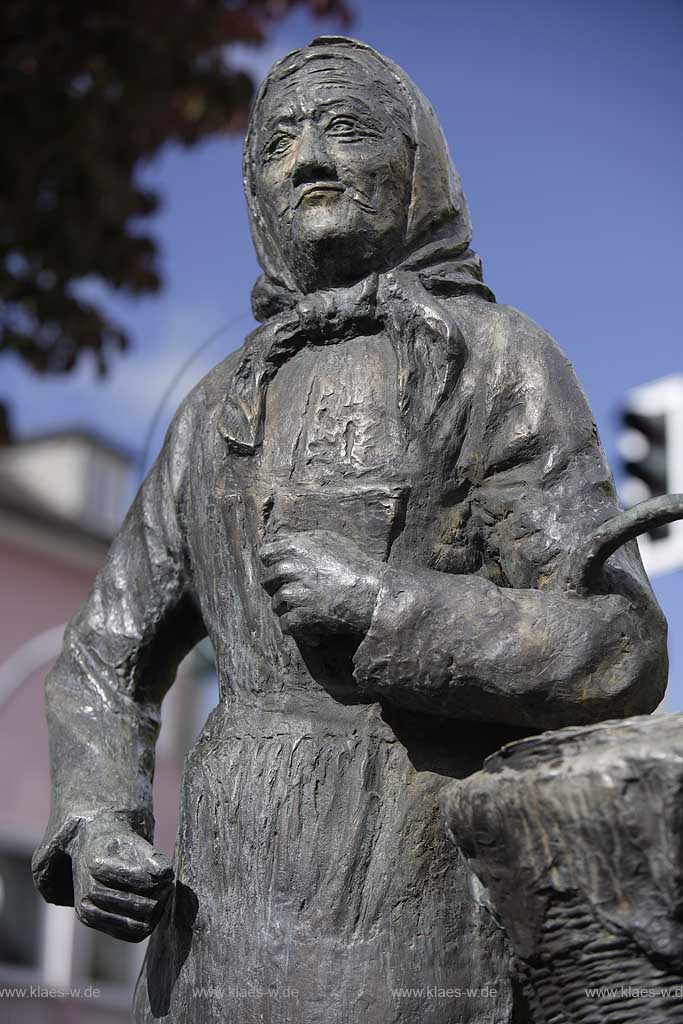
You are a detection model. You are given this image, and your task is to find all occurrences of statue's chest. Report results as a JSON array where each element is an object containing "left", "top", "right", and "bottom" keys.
[
  {"left": 259, "top": 334, "right": 404, "bottom": 484},
  {"left": 252, "top": 334, "right": 409, "bottom": 561}
]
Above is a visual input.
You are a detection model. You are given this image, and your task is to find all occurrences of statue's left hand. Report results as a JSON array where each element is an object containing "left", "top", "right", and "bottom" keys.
[{"left": 259, "top": 530, "right": 384, "bottom": 642}]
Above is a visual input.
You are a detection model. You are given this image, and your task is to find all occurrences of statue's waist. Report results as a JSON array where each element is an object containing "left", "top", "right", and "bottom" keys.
[
  {"left": 199, "top": 691, "right": 396, "bottom": 742},
  {"left": 193, "top": 693, "right": 518, "bottom": 780}
]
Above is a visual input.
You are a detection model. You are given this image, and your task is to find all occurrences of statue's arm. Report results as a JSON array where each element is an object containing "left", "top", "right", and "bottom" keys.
[
  {"left": 32, "top": 397, "right": 205, "bottom": 911},
  {"left": 353, "top": 312, "right": 668, "bottom": 729}
]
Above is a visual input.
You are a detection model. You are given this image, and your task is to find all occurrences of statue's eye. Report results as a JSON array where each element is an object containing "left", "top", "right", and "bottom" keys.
[
  {"left": 326, "top": 116, "right": 364, "bottom": 139},
  {"left": 267, "top": 133, "right": 294, "bottom": 157}
]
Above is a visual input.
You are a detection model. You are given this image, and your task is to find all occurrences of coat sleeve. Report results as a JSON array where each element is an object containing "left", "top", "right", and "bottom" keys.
[
  {"left": 353, "top": 306, "right": 668, "bottom": 729},
  {"left": 32, "top": 397, "right": 206, "bottom": 906}
]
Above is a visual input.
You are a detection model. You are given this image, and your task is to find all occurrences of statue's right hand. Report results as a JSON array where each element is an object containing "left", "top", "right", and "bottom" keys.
[{"left": 71, "top": 817, "right": 174, "bottom": 942}]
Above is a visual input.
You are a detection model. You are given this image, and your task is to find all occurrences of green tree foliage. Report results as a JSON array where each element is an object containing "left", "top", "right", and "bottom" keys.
[{"left": 1, "top": 1, "right": 350, "bottom": 374}]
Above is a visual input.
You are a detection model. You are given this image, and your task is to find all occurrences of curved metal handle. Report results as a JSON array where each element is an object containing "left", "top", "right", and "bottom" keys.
[{"left": 565, "top": 494, "right": 683, "bottom": 595}]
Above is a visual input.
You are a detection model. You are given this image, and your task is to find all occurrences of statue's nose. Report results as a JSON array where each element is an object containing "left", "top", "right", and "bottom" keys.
[{"left": 291, "top": 123, "right": 336, "bottom": 187}]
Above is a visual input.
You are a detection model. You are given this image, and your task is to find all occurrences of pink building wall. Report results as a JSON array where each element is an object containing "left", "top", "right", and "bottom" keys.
[
  {"left": 0, "top": 538, "right": 182, "bottom": 856},
  {"left": 0, "top": 520, "right": 192, "bottom": 1022}
]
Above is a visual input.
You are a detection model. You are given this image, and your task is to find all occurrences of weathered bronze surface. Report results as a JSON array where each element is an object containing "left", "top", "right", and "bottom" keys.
[{"left": 33, "top": 37, "right": 671, "bottom": 1023}]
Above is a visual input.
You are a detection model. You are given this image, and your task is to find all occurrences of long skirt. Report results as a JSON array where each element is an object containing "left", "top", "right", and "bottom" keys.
[{"left": 133, "top": 698, "right": 513, "bottom": 1023}]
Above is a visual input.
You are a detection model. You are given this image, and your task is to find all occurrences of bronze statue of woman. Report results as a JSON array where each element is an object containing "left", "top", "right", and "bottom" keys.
[{"left": 33, "top": 37, "right": 667, "bottom": 1024}]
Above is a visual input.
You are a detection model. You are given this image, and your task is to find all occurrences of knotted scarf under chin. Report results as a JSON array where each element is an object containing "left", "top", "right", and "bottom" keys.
[{"left": 218, "top": 238, "right": 495, "bottom": 456}]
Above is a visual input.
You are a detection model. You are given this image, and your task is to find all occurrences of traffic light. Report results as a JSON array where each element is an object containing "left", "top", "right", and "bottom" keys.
[
  {"left": 619, "top": 409, "right": 669, "bottom": 539},
  {"left": 618, "top": 375, "right": 683, "bottom": 576}
]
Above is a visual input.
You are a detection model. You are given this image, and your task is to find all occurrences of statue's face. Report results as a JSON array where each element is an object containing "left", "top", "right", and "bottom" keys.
[{"left": 253, "top": 58, "right": 414, "bottom": 291}]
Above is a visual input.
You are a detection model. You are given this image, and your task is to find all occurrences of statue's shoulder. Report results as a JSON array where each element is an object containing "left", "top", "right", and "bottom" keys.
[
  {"left": 162, "top": 344, "right": 248, "bottom": 461},
  {"left": 457, "top": 297, "right": 581, "bottom": 394},
  {"left": 460, "top": 297, "right": 569, "bottom": 362},
  {"left": 186, "top": 345, "right": 246, "bottom": 410},
  {"left": 452, "top": 297, "right": 596, "bottom": 462}
]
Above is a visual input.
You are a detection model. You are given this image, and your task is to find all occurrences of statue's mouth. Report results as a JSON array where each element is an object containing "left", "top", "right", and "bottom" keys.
[{"left": 294, "top": 182, "right": 345, "bottom": 207}]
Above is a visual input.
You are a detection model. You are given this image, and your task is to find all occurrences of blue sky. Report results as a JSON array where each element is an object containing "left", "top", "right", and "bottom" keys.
[{"left": 4, "top": 0, "right": 682, "bottom": 703}]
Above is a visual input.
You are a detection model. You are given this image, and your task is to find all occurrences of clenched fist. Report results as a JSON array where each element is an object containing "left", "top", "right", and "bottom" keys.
[
  {"left": 260, "top": 529, "right": 384, "bottom": 642},
  {"left": 71, "top": 815, "right": 174, "bottom": 942}
]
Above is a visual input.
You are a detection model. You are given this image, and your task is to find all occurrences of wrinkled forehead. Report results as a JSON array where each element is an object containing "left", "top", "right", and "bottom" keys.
[{"left": 253, "top": 50, "right": 414, "bottom": 140}]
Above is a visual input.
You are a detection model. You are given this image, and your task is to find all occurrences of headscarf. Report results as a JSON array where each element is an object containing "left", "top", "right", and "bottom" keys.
[{"left": 220, "top": 36, "right": 495, "bottom": 455}]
